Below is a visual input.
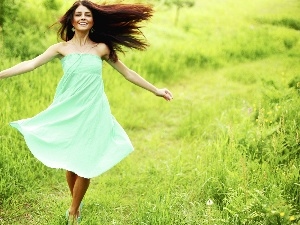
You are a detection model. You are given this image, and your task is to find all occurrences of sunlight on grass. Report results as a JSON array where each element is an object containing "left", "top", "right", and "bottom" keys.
[{"left": 0, "top": 0, "right": 299, "bottom": 224}]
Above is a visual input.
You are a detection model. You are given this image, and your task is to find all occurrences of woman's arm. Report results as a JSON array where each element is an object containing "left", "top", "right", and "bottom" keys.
[
  {"left": 104, "top": 57, "right": 173, "bottom": 101},
  {"left": 0, "top": 43, "right": 61, "bottom": 80}
]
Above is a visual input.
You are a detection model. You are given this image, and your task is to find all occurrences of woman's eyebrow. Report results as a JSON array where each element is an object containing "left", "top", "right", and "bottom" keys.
[{"left": 75, "top": 11, "right": 92, "bottom": 14}]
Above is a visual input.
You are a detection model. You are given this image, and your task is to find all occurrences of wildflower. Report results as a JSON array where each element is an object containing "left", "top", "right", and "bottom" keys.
[
  {"left": 206, "top": 199, "right": 213, "bottom": 206},
  {"left": 280, "top": 212, "right": 285, "bottom": 217},
  {"left": 290, "top": 216, "right": 295, "bottom": 221}
]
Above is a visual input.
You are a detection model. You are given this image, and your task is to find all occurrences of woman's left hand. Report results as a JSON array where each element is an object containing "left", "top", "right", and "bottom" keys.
[{"left": 155, "top": 88, "right": 173, "bottom": 101}]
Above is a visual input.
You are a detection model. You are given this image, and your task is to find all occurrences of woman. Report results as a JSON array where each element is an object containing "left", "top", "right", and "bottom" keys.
[{"left": 0, "top": 0, "right": 173, "bottom": 224}]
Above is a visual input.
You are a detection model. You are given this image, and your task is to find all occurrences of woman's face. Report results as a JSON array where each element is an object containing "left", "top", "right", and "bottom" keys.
[{"left": 72, "top": 5, "right": 94, "bottom": 32}]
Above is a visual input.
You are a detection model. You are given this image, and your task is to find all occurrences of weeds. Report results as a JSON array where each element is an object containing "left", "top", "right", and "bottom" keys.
[{"left": 0, "top": 0, "right": 299, "bottom": 224}]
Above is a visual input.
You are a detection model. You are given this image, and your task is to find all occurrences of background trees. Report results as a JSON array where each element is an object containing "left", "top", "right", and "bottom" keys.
[
  {"left": 1, "top": 0, "right": 61, "bottom": 59},
  {"left": 0, "top": 0, "right": 196, "bottom": 58},
  {"left": 154, "top": 0, "right": 195, "bottom": 25}
]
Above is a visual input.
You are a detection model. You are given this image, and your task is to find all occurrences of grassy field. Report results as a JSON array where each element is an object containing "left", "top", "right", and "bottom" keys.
[{"left": 0, "top": 0, "right": 299, "bottom": 224}]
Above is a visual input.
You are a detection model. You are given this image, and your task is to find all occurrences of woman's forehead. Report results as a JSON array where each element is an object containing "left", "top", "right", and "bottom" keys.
[{"left": 75, "top": 5, "right": 92, "bottom": 13}]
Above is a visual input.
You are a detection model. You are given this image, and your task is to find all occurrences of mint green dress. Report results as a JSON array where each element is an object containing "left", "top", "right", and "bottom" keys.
[{"left": 10, "top": 54, "right": 134, "bottom": 178}]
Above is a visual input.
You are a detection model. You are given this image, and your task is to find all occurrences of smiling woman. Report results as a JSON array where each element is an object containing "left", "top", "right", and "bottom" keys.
[
  {"left": 0, "top": 0, "right": 173, "bottom": 224},
  {"left": 72, "top": 6, "right": 94, "bottom": 32},
  {"left": 57, "top": 1, "right": 154, "bottom": 61}
]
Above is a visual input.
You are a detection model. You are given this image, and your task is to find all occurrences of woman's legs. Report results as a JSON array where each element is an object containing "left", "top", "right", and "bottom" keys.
[
  {"left": 66, "top": 171, "right": 77, "bottom": 196},
  {"left": 66, "top": 171, "right": 90, "bottom": 217}
]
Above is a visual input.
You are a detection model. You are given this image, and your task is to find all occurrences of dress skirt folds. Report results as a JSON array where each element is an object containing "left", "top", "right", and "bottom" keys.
[{"left": 10, "top": 54, "right": 133, "bottom": 178}]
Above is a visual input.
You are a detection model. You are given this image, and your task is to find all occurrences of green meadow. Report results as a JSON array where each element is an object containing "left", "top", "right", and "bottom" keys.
[{"left": 0, "top": 0, "right": 299, "bottom": 224}]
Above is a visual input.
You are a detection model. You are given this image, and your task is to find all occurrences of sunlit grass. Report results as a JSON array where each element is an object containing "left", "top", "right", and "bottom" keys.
[{"left": 1, "top": 0, "right": 299, "bottom": 224}]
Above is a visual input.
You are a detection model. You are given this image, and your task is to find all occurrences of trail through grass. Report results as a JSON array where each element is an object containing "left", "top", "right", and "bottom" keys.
[
  {"left": 1, "top": 52, "right": 299, "bottom": 224},
  {"left": 1, "top": 0, "right": 300, "bottom": 224}
]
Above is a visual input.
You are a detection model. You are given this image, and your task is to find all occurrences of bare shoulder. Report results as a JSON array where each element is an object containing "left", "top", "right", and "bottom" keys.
[
  {"left": 49, "top": 42, "right": 65, "bottom": 50},
  {"left": 45, "top": 42, "right": 66, "bottom": 56},
  {"left": 94, "top": 43, "right": 110, "bottom": 59},
  {"left": 53, "top": 42, "right": 73, "bottom": 58},
  {"left": 37, "top": 42, "right": 63, "bottom": 58}
]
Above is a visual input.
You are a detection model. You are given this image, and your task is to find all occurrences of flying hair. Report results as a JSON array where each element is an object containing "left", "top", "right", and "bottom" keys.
[{"left": 56, "top": 0, "right": 154, "bottom": 61}]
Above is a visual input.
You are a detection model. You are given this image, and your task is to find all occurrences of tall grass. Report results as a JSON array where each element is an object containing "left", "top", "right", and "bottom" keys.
[{"left": 0, "top": 0, "right": 299, "bottom": 224}]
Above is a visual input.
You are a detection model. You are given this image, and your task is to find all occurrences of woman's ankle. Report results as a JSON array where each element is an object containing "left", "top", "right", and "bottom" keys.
[{"left": 69, "top": 207, "right": 80, "bottom": 217}]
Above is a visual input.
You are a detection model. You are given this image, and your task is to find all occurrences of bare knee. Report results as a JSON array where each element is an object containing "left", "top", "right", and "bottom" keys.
[{"left": 67, "top": 170, "right": 77, "bottom": 176}]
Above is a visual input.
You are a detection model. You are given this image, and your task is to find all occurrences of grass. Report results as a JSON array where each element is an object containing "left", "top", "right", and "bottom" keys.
[{"left": 0, "top": 0, "right": 300, "bottom": 224}]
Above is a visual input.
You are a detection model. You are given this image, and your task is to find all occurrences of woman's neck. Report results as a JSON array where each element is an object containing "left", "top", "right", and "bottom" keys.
[{"left": 72, "top": 32, "right": 91, "bottom": 46}]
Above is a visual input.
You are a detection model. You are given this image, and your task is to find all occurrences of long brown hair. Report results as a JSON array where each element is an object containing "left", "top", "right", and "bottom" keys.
[{"left": 57, "top": 0, "right": 153, "bottom": 61}]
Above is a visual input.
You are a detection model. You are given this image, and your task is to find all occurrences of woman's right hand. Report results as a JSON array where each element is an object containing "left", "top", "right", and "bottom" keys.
[{"left": 155, "top": 88, "right": 173, "bottom": 101}]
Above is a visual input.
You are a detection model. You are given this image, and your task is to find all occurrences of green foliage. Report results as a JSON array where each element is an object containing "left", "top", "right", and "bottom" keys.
[
  {"left": 156, "top": 0, "right": 195, "bottom": 25},
  {"left": 2, "top": 0, "right": 61, "bottom": 59},
  {"left": 1, "top": 0, "right": 300, "bottom": 224},
  {"left": 0, "top": 0, "right": 19, "bottom": 27},
  {"left": 43, "top": 0, "right": 60, "bottom": 10},
  {"left": 0, "top": 0, "right": 4, "bottom": 27},
  {"left": 151, "top": 0, "right": 195, "bottom": 7},
  {"left": 256, "top": 17, "right": 300, "bottom": 31},
  {"left": 164, "top": 0, "right": 195, "bottom": 7},
  {"left": 174, "top": 57, "right": 300, "bottom": 224}
]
